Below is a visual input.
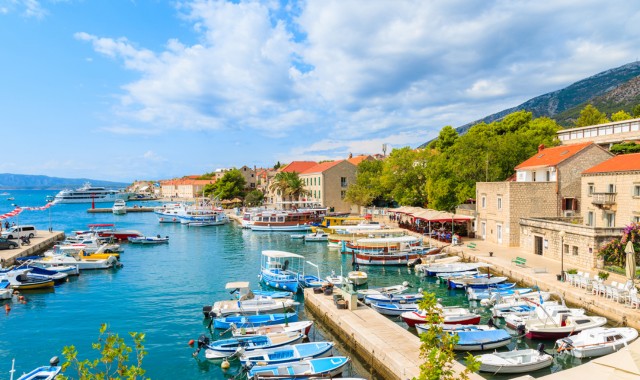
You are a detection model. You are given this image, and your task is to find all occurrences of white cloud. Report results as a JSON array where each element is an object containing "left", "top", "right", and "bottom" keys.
[
  {"left": 0, "top": 0, "right": 47, "bottom": 18},
  {"left": 142, "top": 151, "right": 166, "bottom": 162}
]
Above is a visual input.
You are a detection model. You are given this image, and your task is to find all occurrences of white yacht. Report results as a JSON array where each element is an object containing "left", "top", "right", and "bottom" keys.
[
  {"left": 154, "top": 203, "right": 188, "bottom": 223},
  {"left": 53, "top": 183, "right": 129, "bottom": 204},
  {"left": 112, "top": 199, "right": 127, "bottom": 215}
]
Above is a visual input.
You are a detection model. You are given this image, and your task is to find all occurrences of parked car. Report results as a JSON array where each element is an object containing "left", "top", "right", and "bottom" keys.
[
  {"left": 0, "top": 237, "right": 19, "bottom": 250},
  {"left": 1, "top": 225, "right": 37, "bottom": 240}
]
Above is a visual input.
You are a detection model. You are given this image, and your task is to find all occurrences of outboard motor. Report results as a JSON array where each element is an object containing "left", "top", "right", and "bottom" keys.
[
  {"left": 537, "top": 343, "right": 546, "bottom": 355},
  {"left": 487, "top": 318, "right": 495, "bottom": 328},
  {"left": 192, "top": 334, "right": 210, "bottom": 357},
  {"left": 202, "top": 305, "right": 213, "bottom": 317},
  {"left": 516, "top": 324, "right": 526, "bottom": 337},
  {"left": 50, "top": 356, "right": 60, "bottom": 367}
]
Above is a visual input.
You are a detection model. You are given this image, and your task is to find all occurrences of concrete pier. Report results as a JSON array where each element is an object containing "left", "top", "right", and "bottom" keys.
[
  {"left": 0, "top": 230, "right": 65, "bottom": 266},
  {"left": 303, "top": 288, "right": 483, "bottom": 380}
]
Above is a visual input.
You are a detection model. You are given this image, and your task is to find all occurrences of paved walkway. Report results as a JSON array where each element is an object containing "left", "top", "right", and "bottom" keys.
[{"left": 0, "top": 231, "right": 64, "bottom": 266}]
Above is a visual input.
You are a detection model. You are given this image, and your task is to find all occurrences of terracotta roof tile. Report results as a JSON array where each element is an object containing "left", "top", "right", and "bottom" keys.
[
  {"left": 347, "top": 155, "right": 371, "bottom": 165},
  {"left": 514, "top": 142, "right": 594, "bottom": 170},
  {"left": 280, "top": 161, "right": 317, "bottom": 173},
  {"left": 301, "top": 160, "right": 344, "bottom": 174},
  {"left": 583, "top": 153, "right": 640, "bottom": 174}
]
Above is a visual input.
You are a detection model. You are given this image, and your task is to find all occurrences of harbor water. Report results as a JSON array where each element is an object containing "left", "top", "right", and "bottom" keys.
[{"left": 1, "top": 190, "right": 596, "bottom": 379}]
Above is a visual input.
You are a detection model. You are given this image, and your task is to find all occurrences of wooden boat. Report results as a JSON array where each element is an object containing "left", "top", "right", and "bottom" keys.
[
  {"left": 247, "top": 356, "right": 350, "bottom": 379},
  {"left": 231, "top": 320, "right": 314, "bottom": 337},
  {"left": 128, "top": 235, "right": 169, "bottom": 244},
  {"left": 204, "top": 282, "right": 299, "bottom": 318},
  {"left": 476, "top": 347, "right": 553, "bottom": 374},
  {"left": 204, "top": 331, "right": 304, "bottom": 359},
  {"left": 401, "top": 306, "right": 481, "bottom": 327},
  {"left": 347, "top": 270, "right": 368, "bottom": 285},
  {"left": 353, "top": 245, "right": 442, "bottom": 266},
  {"left": 344, "top": 235, "right": 422, "bottom": 254},
  {"left": 239, "top": 341, "right": 335, "bottom": 365},
  {"left": 16, "top": 357, "right": 61, "bottom": 380},
  {"left": 250, "top": 210, "right": 321, "bottom": 232},
  {"left": 556, "top": 327, "right": 639, "bottom": 358},
  {"left": 0, "top": 269, "right": 55, "bottom": 290},
  {"left": 415, "top": 324, "right": 512, "bottom": 351},
  {"left": 371, "top": 302, "right": 418, "bottom": 316},
  {"left": 212, "top": 312, "right": 298, "bottom": 330},
  {"left": 259, "top": 250, "right": 304, "bottom": 293},
  {"left": 364, "top": 292, "right": 424, "bottom": 305}
]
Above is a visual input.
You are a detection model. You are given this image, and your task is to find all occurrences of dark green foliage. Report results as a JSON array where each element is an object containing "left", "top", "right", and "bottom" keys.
[
  {"left": 204, "top": 169, "right": 246, "bottom": 200},
  {"left": 244, "top": 190, "right": 265, "bottom": 207},
  {"left": 573, "top": 104, "right": 610, "bottom": 127},
  {"left": 610, "top": 142, "right": 640, "bottom": 154}
]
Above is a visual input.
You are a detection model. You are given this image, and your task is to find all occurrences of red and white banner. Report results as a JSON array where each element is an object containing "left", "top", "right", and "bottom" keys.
[{"left": 0, "top": 202, "right": 54, "bottom": 220}]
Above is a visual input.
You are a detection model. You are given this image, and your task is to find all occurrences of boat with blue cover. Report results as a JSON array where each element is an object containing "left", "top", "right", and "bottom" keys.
[
  {"left": 239, "top": 341, "right": 335, "bottom": 365},
  {"left": 364, "top": 292, "right": 423, "bottom": 305},
  {"left": 247, "top": 356, "right": 350, "bottom": 379},
  {"left": 204, "top": 331, "right": 305, "bottom": 359},
  {"left": 298, "top": 261, "right": 324, "bottom": 288},
  {"left": 212, "top": 312, "right": 298, "bottom": 330},
  {"left": 415, "top": 324, "right": 512, "bottom": 351},
  {"left": 467, "top": 286, "right": 531, "bottom": 301},
  {"left": 259, "top": 250, "right": 304, "bottom": 293},
  {"left": 370, "top": 302, "right": 418, "bottom": 316}
]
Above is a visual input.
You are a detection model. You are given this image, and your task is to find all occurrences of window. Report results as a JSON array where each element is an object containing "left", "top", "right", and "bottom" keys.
[
  {"left": 608, "top": 184, "right": 616, "bottom": 193},
  {"left": 497, "top": 197, "right": 502, "bottom": 211},
  {"left": 634, "top": 185, "right": 640, "bottom": 197},
  {"left": 588, "top": 183, "right": 594, "bottom": 196},
  {"left": 605, "top": 212, "right": 615, "bottom": 227},
  {"left": 546, "top": 171, "right": 550, "bottom": 181},
  {"left": 340, "top": 177, "right": 347, "bottom": 187},
  {"left": 572, "top": 246, "right": 578, "bottom": 256},
  {"left": 318, "top": 190, "right": 321, "bottom": 199},
  {"left": 481, "top": 196, "right": 486, "bottom": 208},
  {"left": 562, "top": 198, "right": 577, "bottom": 211},
  {"left": 341, "top": 190, "right": 346, "bottom": 199},
  {"left": 634, "top": 216, "right": 640, "bottom": 223},
  {"left": 563, "top": 244, "right": 569, "bottom": 255},
  {"left": 532, "top": 172, "right": 537, "bottom": 182},
  {"left": 587, "top": 211, "right": 594, "bottom": 226},
  {"left": 318, "top": 177, "right": 321, "bottom": 186}
]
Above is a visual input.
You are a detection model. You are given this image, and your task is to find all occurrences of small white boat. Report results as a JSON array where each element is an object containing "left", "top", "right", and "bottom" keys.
[
  {"left": 476, "top": 347, "right": 553, "bottom": 374},
  {"left": 204, "top": 282, "right": 299, "bottom": 318},
  {"left": 556, "top": 327, "right": 639, "bottom": 358},
  {"left": 112, "top": 199, "right": 127, "bottom": 215},
  {"left": 347, "top": 270, "right": 368, "bottom": 285},
  {"left": 402, "top": 306, "right": 481, "bottom": 327},
  {"left": 128, "top": 235, "right": 169, "bottom": 244},
  {"left": 231, "top": 320, "right": 314, "bottom": 337},
  {"left": 357, "top": 281, "right": 410, "bottom": 297},
  {"left": 290, "top": 234, "right": 305, "bottom": 239},
  {"left": 370, "top": 302, "right": 418, "bottom": 316},
  {"left": 325, "top": 270, "right": 346, "bottom": 287},
  {"left": 304, "top": 232, "right": 329, "bottom": 242}
]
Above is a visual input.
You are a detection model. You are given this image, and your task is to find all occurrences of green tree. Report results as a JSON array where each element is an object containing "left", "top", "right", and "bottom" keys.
[
  {"left": 269, "top": 172, "right": 309, "bottom": 204},
  {"left": 58, "top": 324, "right": 147, "bottom": 380},
  {"left": 205, "top": 169, "right": 246, "bottom": 200},
  {"left": 379, "top": 147, "right": 430, "bottom": 206},
  {"left": 344, "top": 159, "right": 390, "bottom": 207},
  {"left": 574, "top": 104, "right": 610, "bottom": 127},
  {"left": 611, "top": 110, "right": 633, "bottom": 122},
  {"left": 273, "top": 161, "right": 282, "bottom": 170},
  {"left": 414, "top": 292, "right": 480, "bottom": 380},
  {"left": 633, "top": 104, "right": 640, "bottom": 118},
  {"left": 434, "top": 125, "right": 459, "bottom": 152},
  {"left": 244, "top": 190, "right": 265, "bottom": 207}
]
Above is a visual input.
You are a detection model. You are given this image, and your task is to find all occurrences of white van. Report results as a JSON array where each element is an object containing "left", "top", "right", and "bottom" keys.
[{"left": 1, "top": 225, "right": 38, "bottom": 239}]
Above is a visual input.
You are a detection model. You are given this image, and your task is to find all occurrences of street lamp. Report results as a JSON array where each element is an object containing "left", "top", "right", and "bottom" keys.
[{"left": 559, "top": 230, "right": 566, "bottom": 281}]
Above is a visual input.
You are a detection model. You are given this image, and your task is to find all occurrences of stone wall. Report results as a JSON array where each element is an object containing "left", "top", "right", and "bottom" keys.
[{"left": 582, "top": 170, "right": 640, "bottom": 228}]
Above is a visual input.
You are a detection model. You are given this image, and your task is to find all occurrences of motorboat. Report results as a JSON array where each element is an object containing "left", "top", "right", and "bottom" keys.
[
  {"left": 420, "top": 262, "right": 488, "bottom": 276},
  {"left": 364, "top": 292, "right": 424, "bottom": 305},
  {"left": 370, "top": 302, "right": 418, "bottom": 316},
  {"left": 0, "top": 281, "right": 12, "bottom": 300},
  {"left": 204, "top": 331, "right": 305, "bottom": 359},
  {"left": 303, "top": 232, "right": 329, "bottom": 242},
  {"left": 503, "top": 302, "right": 585, "bottom": 330},
  {"left": 401, "top": 306, "right": 481, "bottom": 327},
  {"left": 298, "top": 261, "right": 325, "bottom": 289},
  {"left": 258, "top": 250, "right": 304, "bottom": 293},
  {"left": 0, "top": 265, "right": 68, "bottom": 285},
  {"left": 212, "top": 312, "right": 298, "bottom": 330},
  {"left": 239, "top": 341, "right": 335, "bottom": 366},
  {"left": 203, "top": 282, "right": 299, "bottom": 318},
  {"left": 415, "top": 324, "right": 512, "bottom": 351},
  {"left": 112, "top": 199, "right": 127, "bottom": 215},
  {"left": 52, "top": 182, "right": 129, "bottom": 204},
  {"left": 32, "top": 251, "right": 120, "bottom": 271},
  {"left": 476, "top": 347, "right": 553, "bottom": 374},
  {"left": 357, "top": 282, "right": 411, "bottom": 297},
  {"left": 231, "top": 320, "right": 314, "bottom": 337},
  {"left": 520, "top": 313, "right": 608, "bottom": 340},
  {"left": 128, "top": 235, "right": 169, "bottom": 244},
  {"left": 154, "top": 202, "right": 188, "bottom": 223},
  {"left": 480, "top": 290, "right": 551, "bottom": 307},
  {"left": 448, "top": 275, "right": 508, "bottom": 289},
  {"left": 83, "top": 224, "right": 143, "bottom": 241},
  {"left": 0, "top": 268, "right": 55, "bottom": 290},
  {"left": 556, "top": 327, "right": 639, "bottom": 358},
  {"left": 16, "top": 357, "right": 62, "bottom": 380},
  {"left": 467, "top": 287, "right": 532, "bottom": 301},
  {"left": 247, "top": 357, "right": 350, "bottom": 379},
  {"left": 347, "top": 270, "right": 368, "bottom": 285}
]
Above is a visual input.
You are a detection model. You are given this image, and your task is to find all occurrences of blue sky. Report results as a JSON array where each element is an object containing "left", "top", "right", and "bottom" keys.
[{"left": 2, "top": 0, "right": 640, "bottom": 182}]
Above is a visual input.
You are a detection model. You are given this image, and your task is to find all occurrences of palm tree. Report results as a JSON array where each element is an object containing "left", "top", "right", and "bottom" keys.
[{"left": 269, "top": 172, "right": 309, "bottom": 208}]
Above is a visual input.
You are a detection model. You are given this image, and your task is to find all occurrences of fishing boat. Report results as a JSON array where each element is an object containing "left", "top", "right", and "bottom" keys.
[
  {"left": 231, "top": 320, "right": 314, "bottom": 337},
  {"left": 128, "top": 235, "right": 169, "bottom": 244},
  {"left": 204, "top": 332, "right": 305, "bottom": 359},
  {"left": 421, "top": 262, "right": 489, "bottom": 276},
  {"left": 415, "top": 324, "right": 512, "bottom": 351},
  {"left": 401, "top": 306, "right": 481, "bottom": 327},
  {"left": 203, "top": 282, "right": 299, "bottom": 318},
  {"left": 347, "top": 270, "right": 368, "bottom": 285},
  {"left": 364, "top": 292, "right": 424, "bottom": 305},
  {"left": 357, "top": 282, "right": 410, "bottom": 297},
  {"left": 212, "top": 312, "right": 298, "bottom": 330},
  {"left": 15, "top": 357, "right": 62, "bottom": 380},
  {"left": 370, "top": 302, "right": 418, "bottom": 316},
  {"left": 258, "top": 250, "right": 304, "bottom": 293},
  {"left": 239, "top": 341, "right": 335, "bottom": 366},
  {"left": 111, "top": 199, "right": 127, "bottom": 215},
  {"left": 556, "top": 327, "right": 639, "bottom": 358},
  {"left": 476, "top": 346, "right": 553, "bottom": 374},
  {"left": 247, "top": 356, "right": 350, "bottom": 379},
  {"left": 298, "top": 261, "right": 324, "bottom": 288},
  {"left": 519, "top": 313, "right": 608, "bottom": 340},
  {"left": 0, "top": 269, "right": 55, "bottom": 290},
  {"left": 448, "top": 275, "right": 508, "bottom": 289}
]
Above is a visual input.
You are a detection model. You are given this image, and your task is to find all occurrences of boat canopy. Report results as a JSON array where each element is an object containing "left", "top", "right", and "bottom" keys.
[
  {"left": 356, "top": 236, "right": 420, "bottom": 244},
  {"left": 225, "top": 281, "right": 250, "bottom": 289},
  {"left": 262, "top": 250, "right": 305, "bottom": 259}
]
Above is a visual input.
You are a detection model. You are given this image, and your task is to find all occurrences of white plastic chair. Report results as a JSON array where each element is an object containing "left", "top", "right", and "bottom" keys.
[
  {"left": 629, "top": 289, "right": 640, "bottom": 309},
  {"left": 610, "top": 286, "right": 622, "bottom": 303},
  {"left": 624, "top": 287, "right": 637, "bottom": 305},
  {"left": 580, "top": 273, "right": 591, "bottom": 290},
  {"left": 592, "top": 281, "right": 606, "bottom": 296}
]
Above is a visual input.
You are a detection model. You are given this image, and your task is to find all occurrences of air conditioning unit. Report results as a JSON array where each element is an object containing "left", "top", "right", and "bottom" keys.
[{"left": 564, "top": 210, "right": 574, "bottom": 217}]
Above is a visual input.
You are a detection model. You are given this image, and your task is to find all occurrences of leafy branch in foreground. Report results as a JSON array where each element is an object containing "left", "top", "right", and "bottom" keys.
[
  {"left": 413, "top": 292, "right": 480, "bottom": 380},
  {"left": 57, "top": 323, "right": 149, "bottom": 380}
]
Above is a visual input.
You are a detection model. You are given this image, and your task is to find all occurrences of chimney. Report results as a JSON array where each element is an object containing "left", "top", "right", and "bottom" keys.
[{"left": 538, "top": 144, "right": 545, "bottom": 153}]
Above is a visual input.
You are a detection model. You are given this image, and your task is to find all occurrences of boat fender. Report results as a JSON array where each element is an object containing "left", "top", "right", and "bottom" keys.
[{"left": 4, "top": 304, "right": 10, "bottom": 313}]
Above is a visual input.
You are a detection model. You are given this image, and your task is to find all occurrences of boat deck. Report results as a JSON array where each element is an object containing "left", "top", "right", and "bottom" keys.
[{"left": 0, "top": 230, "right": 65, "bottom": 266}]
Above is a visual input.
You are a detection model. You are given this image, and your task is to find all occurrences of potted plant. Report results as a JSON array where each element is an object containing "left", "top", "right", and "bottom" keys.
[
  {"left": 598, "top": 270, "right": 610, "bottom": 281},
  {"left": 567, "top": 268, "right": 578, "bottom": 275}
]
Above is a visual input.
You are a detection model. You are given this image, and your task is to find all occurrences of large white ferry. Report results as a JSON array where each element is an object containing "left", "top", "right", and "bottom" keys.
[{"left": 53, "top": 183, "right": 129, "bottom": 204}]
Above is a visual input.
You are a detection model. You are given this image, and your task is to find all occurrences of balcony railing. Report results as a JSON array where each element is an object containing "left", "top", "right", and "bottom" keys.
[{"left": 591, "top": 192, "right": 616, "bottom": 206}]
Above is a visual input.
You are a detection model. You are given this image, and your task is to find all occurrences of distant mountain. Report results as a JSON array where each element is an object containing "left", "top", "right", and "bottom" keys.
[
  {"left": 0, "top": 173, "right": 129, "bottom": 190},
  {"left": 418, "top": 61, "right": 640, "bottom": 148}
]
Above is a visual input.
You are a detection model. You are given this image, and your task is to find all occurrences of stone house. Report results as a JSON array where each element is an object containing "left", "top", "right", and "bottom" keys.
[
  {"left": 160, "top": 178, "right": 215, "bottom": 199},
  {"left": 238, "top": 165, "right": 257, "bottom": 190},
  {"left": 266, "top": 161, "right": 317, "bottom": 208},
  {"left": 300, "top": 160, "right": 357, "bottom": 213},
  {"left": 476, "top": 142, "right": 612, "bottom": 247}
]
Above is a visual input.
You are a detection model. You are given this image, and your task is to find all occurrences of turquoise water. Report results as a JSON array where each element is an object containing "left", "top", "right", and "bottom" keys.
[{"left": 0, "top": 191, "right": 593, "bottom": 379}]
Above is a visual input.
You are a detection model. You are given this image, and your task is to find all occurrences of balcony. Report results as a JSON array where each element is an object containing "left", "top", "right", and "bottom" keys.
[{"left": 591, "top": 192, "right": 616, "bottom": 209}]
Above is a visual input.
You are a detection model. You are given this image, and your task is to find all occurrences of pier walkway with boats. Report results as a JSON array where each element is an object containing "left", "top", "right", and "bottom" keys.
[{"left": 0, "top": 230, "right": 64, "bottom": 266}]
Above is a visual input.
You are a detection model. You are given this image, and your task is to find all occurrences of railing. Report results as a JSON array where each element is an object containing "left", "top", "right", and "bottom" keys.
[{"left": 591, "top": 192, "right": 616, "bottom": 206}]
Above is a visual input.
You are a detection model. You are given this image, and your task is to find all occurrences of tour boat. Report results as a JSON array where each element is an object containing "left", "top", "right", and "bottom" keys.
[
  {"left": 258, "top": 250, "right": 304, "bottom": 293},
  {"left": 212, "top": 312, "right": 298, "bottom": 330},
  {"left": 111, "top": 199, "right": 127, "bottom": 215},
  {"left": 415, "top": 324, "right": 512, "bottom": 351},
  {"left": 128, "top": 235, "right": 169, "bottom": 244},
  {"left": 239, "top": 341, "right": 335, "bottom": 366},
  {"left": 52, "top": 182, "right": 129, "bottom": 204},
  {"left": 401, "top": 306, "right": 481, "bottom": 327},
  {"left": 204, "top": 332, "right": 305, "bottom": 359},
  {"left": 247, "top": 357, "right": 350, "bottom": 379},
  {"left": 250, "top": 210, "right": 319, "bottom": 232},
  {"left": 347, "top": 270, "right": 368, "bottom": 285},
  {"left": 354, "top": 246, "right": 443, "bottom": 266},
  {"left": 556, "top": 327, "right": 639, "bottom": 358},
  {"left": 231, "top": 320, "right": 314, "bottom": 337},
  {"left": 370, "top": 302, "right": 419, "bottom": 316},
  {"left": 476, "top": 347, "right": 553, "bottom": 374},
  {"left": 154, "top": 203, "right": 188, "bottom": 223},
  {"left": 179, "top": 207, "right": 229, "bottom": 226}
]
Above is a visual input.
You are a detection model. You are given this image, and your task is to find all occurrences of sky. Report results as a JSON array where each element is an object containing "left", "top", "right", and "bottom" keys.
[{"left": 2, "top": 0, "right": 640, "bottom": 182}]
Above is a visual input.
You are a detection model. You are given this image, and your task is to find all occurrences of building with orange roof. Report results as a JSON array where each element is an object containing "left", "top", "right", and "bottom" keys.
[
  {"left": 160, "top": 178, "right": 216, "bottom": 198},
  {"left": 299, "top": 160, "right": 357, "bottom": 213},
  {"left": 347, "top": 154, "right": 375, "bottom": 166},
  {"left": 279, "top": 161, "right": 318, "bottom": 174},
  {"left": 476, "top": 142, "right": 612, "bottom": 248}
]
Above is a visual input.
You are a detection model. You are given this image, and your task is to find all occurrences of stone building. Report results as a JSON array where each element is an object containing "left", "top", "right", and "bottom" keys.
[
  {"left": 476, "top": 142, "right": 612, "bottom": 247},
  {"left": 160, "top": 178, "right": 215, "bottom": 198},
  {"left": 557, "top": 117, "right": 640, "bottom": 148},
  {"left": 238, "top": 165, "right": 257, "bottom": 190},
  {"left": 300, "top": 160, "right": 357, "bottom": 213},
  {"left": 266, "top": 161, "right": 318, "bottom": 208}
]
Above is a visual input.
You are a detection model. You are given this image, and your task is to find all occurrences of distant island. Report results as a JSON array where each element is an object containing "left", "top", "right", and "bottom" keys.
[{"left": 0, "top": 173, "right": 129, "bottom": 190}]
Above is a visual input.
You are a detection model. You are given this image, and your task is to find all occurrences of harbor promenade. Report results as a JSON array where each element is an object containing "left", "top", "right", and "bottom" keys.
[{"left": 0, "top": 230, "right": 65, "bottom": 266}]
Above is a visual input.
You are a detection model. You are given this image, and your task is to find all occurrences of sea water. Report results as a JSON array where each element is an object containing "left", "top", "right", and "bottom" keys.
[{"left": 0, "top": 190, "right": 592, "bottom": 379}]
